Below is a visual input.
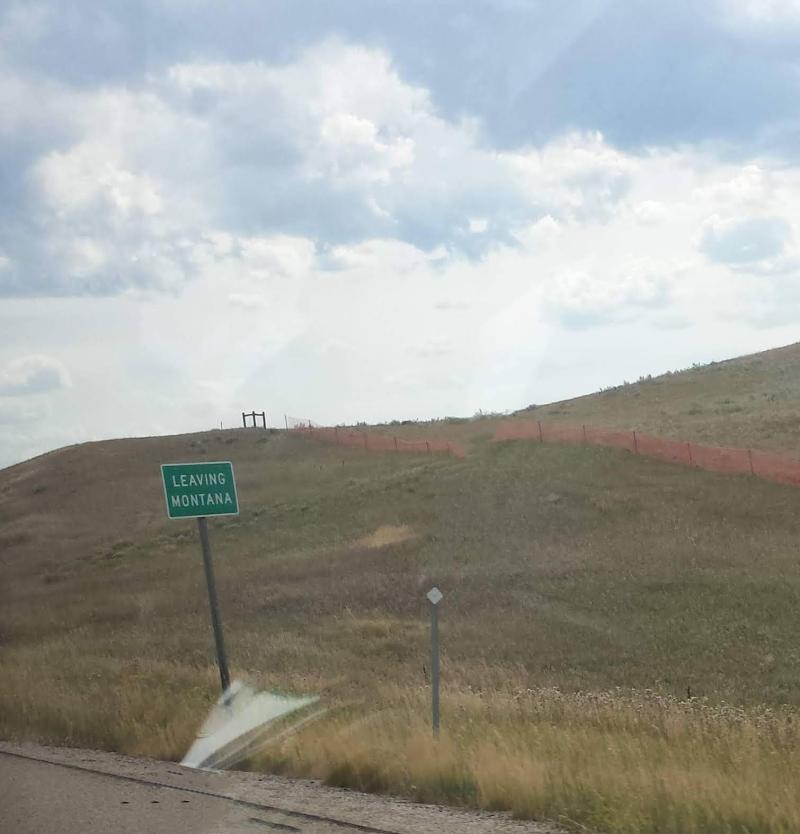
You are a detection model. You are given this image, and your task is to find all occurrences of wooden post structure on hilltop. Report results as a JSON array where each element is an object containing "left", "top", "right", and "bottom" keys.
[{"left": 242, "top": 411, "right": 267, "bottom": 429}]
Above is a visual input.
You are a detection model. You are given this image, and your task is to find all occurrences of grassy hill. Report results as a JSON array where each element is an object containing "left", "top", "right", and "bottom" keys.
[
  {"left": 370, "top": 341, "right": 800, "bottom": 458},
  {"left": 5, "top": 417, "right": 800, "bottom": 831},
  {"left": 6, "top": 426, "right": 800, "bottom": 704},
  {"left": 521, "top": 340, "right": 800, "bottom": 456}
]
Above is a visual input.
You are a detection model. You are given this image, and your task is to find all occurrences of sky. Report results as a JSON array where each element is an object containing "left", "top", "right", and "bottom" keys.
[{"left": 2, "top": 0, "right": 800, "bottom": 467}]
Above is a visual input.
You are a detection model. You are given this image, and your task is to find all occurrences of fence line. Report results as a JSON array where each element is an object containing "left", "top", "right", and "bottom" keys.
[
  {"left": 494, "top": 420, "right": 800, "bottom": 487},
  {"left": 287, "top": 414, "right": 800, "bottom": 486},
  {"left": 285, "top": 415, "right": 319, "bottom": 430},
  {"left": 289, "top": 424, "right": 466, "bottom": 459}
]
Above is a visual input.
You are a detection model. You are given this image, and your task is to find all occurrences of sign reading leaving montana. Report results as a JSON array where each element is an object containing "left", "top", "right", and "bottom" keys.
[{"left": 161, "top": 461, "right": 239, "bottom": 519}]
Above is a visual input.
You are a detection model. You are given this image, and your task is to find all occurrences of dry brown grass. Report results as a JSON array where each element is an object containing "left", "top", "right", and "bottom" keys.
[
  {"left": 254, "top": 686, "right": 800, "bottom": 834},
  {"left": 0, "top": 641, "right": 214, "bottom": 760},
  {"left": 6, "top": 407, "right": 800, "bottom": 831},
  {"left": 353, "top": 524, "right": 417, "bottom": 549}
]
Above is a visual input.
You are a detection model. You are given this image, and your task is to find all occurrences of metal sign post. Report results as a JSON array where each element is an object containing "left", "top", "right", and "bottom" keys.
[
  {"left": 197, "top": 516, "right": 231, "bottom": 691},
  {"left": 161, "top": 461, "right": 239, "bottom": 693},
  {"left": 427, "top": 586, "right": 443, "bottom": 736}
]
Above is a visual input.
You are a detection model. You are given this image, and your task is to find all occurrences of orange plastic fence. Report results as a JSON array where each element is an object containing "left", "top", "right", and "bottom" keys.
[
  {"left": 635, "top": 433, "right": 692, "bottom": 466},
  {"left": 750, "top": 450, "right": 800, "bottom": 486},
  {"left": 291, "top": 425, "right": 466, "bottom": 459},
  {"left": 585, "top": 426, "right": 636, "bottom": 453},
  {"left": 494, "top": 420, "right": 800, "bottom": 489}
]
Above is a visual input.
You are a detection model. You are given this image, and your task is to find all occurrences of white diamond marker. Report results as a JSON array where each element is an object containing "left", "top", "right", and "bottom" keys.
[{"left": 427, "top": 586, "right": 443, "bottom": 605}]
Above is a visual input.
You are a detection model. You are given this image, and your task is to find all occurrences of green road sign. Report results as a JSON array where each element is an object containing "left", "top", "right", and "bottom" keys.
[{"left": 161, "top": 461, "right": 239, "bottom": 519}]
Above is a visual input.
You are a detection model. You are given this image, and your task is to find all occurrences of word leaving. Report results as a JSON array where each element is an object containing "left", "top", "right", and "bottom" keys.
[{"left": 162, "top": 461, "right": 239, "bottom": 519}]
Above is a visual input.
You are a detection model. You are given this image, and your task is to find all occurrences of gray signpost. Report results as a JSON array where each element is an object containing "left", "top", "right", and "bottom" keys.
[
  {"left": 427, "top": 586, "right": 443, "bottom": 736},
  {"left": 161, "top": 461, "right": 239, "bottom": 692}
]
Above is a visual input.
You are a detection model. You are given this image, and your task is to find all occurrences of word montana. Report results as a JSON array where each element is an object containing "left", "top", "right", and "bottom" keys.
[
  {"left": 170, "top": 490, "right": 235, "bottom": 509},
  {"left": 161, "top": 461, "right": 239, "bottom": 519}
]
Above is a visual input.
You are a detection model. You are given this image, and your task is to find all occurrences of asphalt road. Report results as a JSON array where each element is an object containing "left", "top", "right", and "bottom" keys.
[
  {"left": 0, "top": 743, "right": 560, "bottom": 834},
  {"left": 1, "top": 754, "right": 247, "bottom": 834}
]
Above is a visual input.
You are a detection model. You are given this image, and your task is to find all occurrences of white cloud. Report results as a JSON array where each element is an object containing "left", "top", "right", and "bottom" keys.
[
  {"left": 166, "top": 41, "right": 431, "bottom": 128},
  {"left": 512, "top": 214, "right": 562, "bottom": 248},
  {"left": 4, "top": 40, "right": 653, "bottom": 299},
  {"left": 433, "top": 299, "right": 470, "bottom": 312},
  {"left": 317, "top": 112, "right": 415, "bottom": 184},
  {"left": 721, "top": 0, "right": 800, "bottom": 22},
  {"left": 22, "top": 100, "right": 204, "bottom": 294},
  {"left": 0, "top": 354, "right": 70, "bottom": 396},
  {"left": 325, "top": 238, "right": 435, "bottom": 272},
  {"left": 64, "top": 237, "right": 109, "bottom": 278},
  {"left": 416, "top": 337, "right": 454, "bottom": 358},
  {"left": 633, "top": 200, "right": 667, "bottom": 225},
  {"left": 6, "top": 33, "right": 800, "bottom": 465},
  {"left": 545, "top": 257, "right": 675, "bottom": 328},
  {"left": 699, "top": 214, "right": 793, "bottom": 266},
  {"left": 228, "top": 293, "right": 268, "bottom": 310},
  {"left": 239, "top": 235, "right": 317, "bottom": 277},
  {"left": 693, "top": 165, "right": 770, "bottom": 207},
  {"left": 506, "top": 131, "right": 634, "bottom": 221},
  {"left": 36, "top": 141, "right": 164, "bottom": 217}
]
